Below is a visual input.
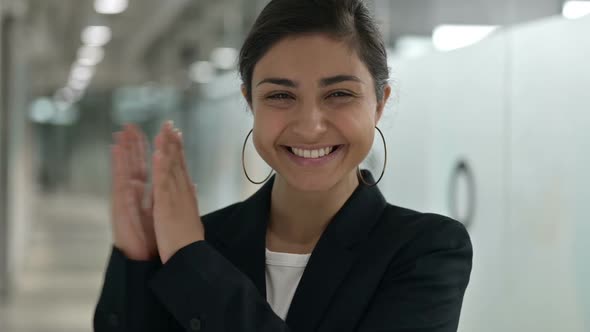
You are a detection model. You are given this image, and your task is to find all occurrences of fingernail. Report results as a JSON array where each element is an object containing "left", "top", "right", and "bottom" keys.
[{"left": 167, "top": 120, "right": 174, "bottom": 128}]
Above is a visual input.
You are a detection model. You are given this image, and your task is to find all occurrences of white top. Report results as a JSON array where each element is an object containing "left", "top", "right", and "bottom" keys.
[{"left": 265, "top": 248, "right": 312, "bottom": 320}]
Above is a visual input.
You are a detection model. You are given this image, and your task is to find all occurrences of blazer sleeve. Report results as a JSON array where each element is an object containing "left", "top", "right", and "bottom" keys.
[
  {"left": 148, "top": 240, "right": 290, "bottom": 332},
  {"left": 93, "top": 246, "right": 179, "bottom": 332},
  {"left": 356, "top": 217, "right": 473, "bottom": 332}
]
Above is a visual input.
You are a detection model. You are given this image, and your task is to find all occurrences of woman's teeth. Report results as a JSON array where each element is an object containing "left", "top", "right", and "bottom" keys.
[{"left": 291, "top": 146, "right": 335, "bottom": 159}]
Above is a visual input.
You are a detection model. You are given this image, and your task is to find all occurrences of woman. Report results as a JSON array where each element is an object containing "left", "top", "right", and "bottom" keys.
[{"left": 94, "top": 0, "right": 472, "bottom": 331}]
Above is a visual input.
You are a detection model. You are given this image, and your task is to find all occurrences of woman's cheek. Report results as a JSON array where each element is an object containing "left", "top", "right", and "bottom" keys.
[
  {"left": 253, "top": 110, "right": 285, "bottom": 156},
  {"left": 254, "top": 108, "right": 286, "bottom": 134}
]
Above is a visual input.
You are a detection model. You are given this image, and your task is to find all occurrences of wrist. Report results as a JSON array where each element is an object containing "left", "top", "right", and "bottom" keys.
[
  {"left": 160, "top": 236, "right": 205, "bottom": 264},
  {"left": 115, "top": 244, "right": 159, "bottom": 261}
]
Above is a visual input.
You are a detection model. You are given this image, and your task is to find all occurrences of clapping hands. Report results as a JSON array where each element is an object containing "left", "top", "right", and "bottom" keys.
[{"left": 111, "top": 121, "right": 204, "bottom": 264}]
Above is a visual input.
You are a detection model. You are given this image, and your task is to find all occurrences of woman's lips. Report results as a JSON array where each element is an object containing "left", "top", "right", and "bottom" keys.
[{"left": 283, "top": 145, "right": 345, "bottom": 167}]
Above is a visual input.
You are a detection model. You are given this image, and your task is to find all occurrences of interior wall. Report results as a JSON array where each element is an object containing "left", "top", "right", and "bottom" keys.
[
  {"left": 382, "top": 15, "right": 589, "bottom": 332},
  {"left": 0, "top": 0, "right": 8, "bottom": 299},
  {"left": 0, "top": 6, "right": 37, "bottom": 298}
]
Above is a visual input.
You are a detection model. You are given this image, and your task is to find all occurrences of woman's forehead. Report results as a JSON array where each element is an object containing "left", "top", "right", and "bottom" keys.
[{"left": 252, "top": 34, "right": 371, "bottom": 83}]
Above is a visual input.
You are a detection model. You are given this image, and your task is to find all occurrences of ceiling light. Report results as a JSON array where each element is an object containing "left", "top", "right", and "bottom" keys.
[
  {"left": 211, "top": 47, "right": 238, "bottom": 70},
  {"left": 94, "top": 0, "right": 128, "bottom": 15},
  {"left": 432, "top": 25, "right": 499, "bottom": 51},
  {"left": 189, "top": 61, "right": 215, "bottom": 84},
  {"left": 70, "top": 65, "right": 95, "bottom": 82},
  {"left": 68, "top": 78, "right": 91, "bottom": 91},
  {"left": 82, "top": 26, "right": 112, "bottom": 46},
  {"left": 77, "top": 45, "right": 104, "bottom": 66},
  {"left": 562, "top": 1, "right": 590, "bottom": 19},
  {"left": 54, "top": 87, "right": 77, "bottom": 104},
  {"left": 29, "top": 98, "right": 56, "bottom": 123}
]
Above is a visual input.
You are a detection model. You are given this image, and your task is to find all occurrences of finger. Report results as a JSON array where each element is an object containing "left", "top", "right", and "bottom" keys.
[
  {"left": 125, "top": 124, "right": 141, "bottom": 178},
  {"left": 163, "top": 125, "right": 187, "bottom": 192},
  {"left": 163, "top": 121, "right": 175, "bottom": 155},
  {"left": 133, "top": 181, "right": 156, "bottom": 244},
  {"left": 154, "top": 124, "right": 168, "bottom": 157},
  {"left": 153, "top": 148, "right": 174, "bottom": 196},
  {"left": 119, "top": 129, "right": 134, "bottom": 178},
  {"left": 126, "top": 124, "right": 146, "bottom": 180},
  {"left": 167, "top": 141, "right": 186, "bottom": 192},
  {"left": 170, "top": 127, "right": 194, "bottom": 193},
  {"left": 112, "top": 131, "right": 126, "bottom": 170},
  {"left": 191, "top": 183, "right": 197, "bottom": 197},
  {"left": 152, "top": 130, "right": 164, "bottom": 189},
  {"left": 112, "top": 131, "right": 126, "bottom": 177},
  {"left": 143, "top": 184, "right": 155, "bottom": 216},
  {"left": 111, "top": 144, "right": 126, "bottom": 191},
  {"left": 171, "top": 127, "right": 188, "bottom": 171},
  {"left": 153, "top": 121, "right": 181, "bottom": 197},
  {"left": 166, "top": 127, "right": 187, "bottom": 178},
  {"left": 125, "top": 184, "right": 148, "bottom": 245},
  {"left": 152, "top": 149, "right": 176, "bottom": 224},
  {"left": 135, "top": 125, "right": 150, "bottom": 178}
]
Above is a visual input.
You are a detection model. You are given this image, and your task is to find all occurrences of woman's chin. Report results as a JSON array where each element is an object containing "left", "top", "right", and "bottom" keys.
[{"left": 280, "top": 172, "right": 343, "bottom": 193}]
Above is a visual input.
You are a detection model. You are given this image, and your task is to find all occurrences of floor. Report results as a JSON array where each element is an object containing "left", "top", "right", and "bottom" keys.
[{"left": 0, "top": 193, "right": 112, "bottom": 332}]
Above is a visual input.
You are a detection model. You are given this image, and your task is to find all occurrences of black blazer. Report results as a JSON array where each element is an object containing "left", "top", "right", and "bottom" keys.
[{"left": 94, "top": 172, "right": 473, "bottom": 332}]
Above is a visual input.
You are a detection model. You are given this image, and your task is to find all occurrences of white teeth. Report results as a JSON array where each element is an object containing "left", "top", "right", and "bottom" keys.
[{"left": 291, "top": 146, "right": 337, "bottom": 159}]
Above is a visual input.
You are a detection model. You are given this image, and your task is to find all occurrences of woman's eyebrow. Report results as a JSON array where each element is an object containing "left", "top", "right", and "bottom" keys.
[
  {"left": 256, "top": 78, "right": 298, "bottom": 88},
  {"left": 256, "top": 75, "right": 363, "bottom": 88},
  {"left": 320, "top": 75, "right": 363, "bottom": 87}
]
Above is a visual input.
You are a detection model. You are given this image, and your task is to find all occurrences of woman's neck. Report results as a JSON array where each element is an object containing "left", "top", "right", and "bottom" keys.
[{"left": 267, "top": 170, "right": 359, "bottom": 253}]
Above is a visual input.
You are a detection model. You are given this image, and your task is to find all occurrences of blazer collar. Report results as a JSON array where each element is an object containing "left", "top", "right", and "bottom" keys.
[{"left": 206, "top": 170, "right": 387, "bottom": 331}]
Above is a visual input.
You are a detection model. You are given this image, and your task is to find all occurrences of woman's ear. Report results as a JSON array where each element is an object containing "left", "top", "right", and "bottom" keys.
[
  {"left": 241, "top": 84, "right": 253, "bottom": 111},
  {"left": 240, "top": 84, "right": 248, "bottom": 100},
  {"left": 375, "top": 85, "right": 392, "bottom": 125}
]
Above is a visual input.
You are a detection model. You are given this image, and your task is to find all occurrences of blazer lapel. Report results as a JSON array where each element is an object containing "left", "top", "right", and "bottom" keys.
[
  {"left": 285, "top": 170, "right": 387, "bottom": 332},
  {"left": 204, "top": 176, "right": 275, "bottom": 299},
  {"left": 204, "top": 170, "right": 387, "bottom": 332}
]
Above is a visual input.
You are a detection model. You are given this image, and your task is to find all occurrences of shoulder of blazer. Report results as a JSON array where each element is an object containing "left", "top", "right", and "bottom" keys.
[
  {"left": 382, "top": 204, "right": 470, "bottom": 239},
  {"left": 376, "top": 203, "right": 473, "bottom": 269}
]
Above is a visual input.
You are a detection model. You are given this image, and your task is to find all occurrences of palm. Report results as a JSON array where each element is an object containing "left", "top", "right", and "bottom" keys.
[{"left": 111, "top": 125, "right": 157, "bottom": 260}]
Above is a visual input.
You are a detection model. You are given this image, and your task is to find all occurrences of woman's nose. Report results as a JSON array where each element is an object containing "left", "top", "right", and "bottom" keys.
[{"left": 291, "top": 103, "right": 328, "bottom": 139}]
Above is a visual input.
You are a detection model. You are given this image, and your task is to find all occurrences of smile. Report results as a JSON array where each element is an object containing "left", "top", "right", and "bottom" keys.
[
  {"left": 281, "top": 145, "right": 345, "bottom": 167},
  {"left": 286, "top": 145, "right": 342, "bottom": 159}
]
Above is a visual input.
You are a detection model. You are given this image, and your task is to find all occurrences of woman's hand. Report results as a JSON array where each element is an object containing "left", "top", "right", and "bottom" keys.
[
  {"left": 110, "top": 124, "right": 158, "bottom": 261},
  {"left": 152, "top": 121, "right": 205, "bottom": 264}
]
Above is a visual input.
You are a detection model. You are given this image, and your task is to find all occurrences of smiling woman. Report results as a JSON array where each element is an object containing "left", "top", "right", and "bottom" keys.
[{"left": 94, "top": 0, "right": 472, "bottom": 331}]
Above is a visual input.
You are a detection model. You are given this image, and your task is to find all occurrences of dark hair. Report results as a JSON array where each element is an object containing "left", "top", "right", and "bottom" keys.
[{"left": 239, "top": 0, "right": 389, "bottom": 104}]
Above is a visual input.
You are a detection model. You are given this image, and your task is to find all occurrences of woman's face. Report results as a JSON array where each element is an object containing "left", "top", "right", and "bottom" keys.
[{"left": 245, "top": 33, "right": 390, "bottom": 192}]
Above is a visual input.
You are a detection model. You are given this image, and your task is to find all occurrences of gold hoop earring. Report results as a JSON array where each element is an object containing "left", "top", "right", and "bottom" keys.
[
  {"left": 242, "top": 129, "right": 273, "bottom": 185},
  {"left": 357, "top": 126, "right": 387, "bottom": 187}
]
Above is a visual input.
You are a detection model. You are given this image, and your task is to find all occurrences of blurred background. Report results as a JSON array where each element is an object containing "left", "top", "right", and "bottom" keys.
[{"left": 0, "top": 0, "right": 588, "bottom": 331}]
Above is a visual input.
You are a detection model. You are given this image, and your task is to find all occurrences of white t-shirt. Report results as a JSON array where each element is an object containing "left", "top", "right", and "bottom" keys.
[{"left": 265, "top": 248, "right": 312, "bottom": 320}]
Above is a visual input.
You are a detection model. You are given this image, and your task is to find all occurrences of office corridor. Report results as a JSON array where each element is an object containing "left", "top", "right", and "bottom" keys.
[
  {"left": 1, "top": 1, "right": 589, "bottom": 331},
  {"left": 0, "top": 193, "right": 110, "bottom": 332}
]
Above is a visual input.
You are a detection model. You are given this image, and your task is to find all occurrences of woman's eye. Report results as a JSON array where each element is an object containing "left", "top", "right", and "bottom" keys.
[
  {"left": 267, "top": 93, "right": 293, "bottom": 100},
  {"left": 328, "top": 91, "right": 354, "bottom": 99}
]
